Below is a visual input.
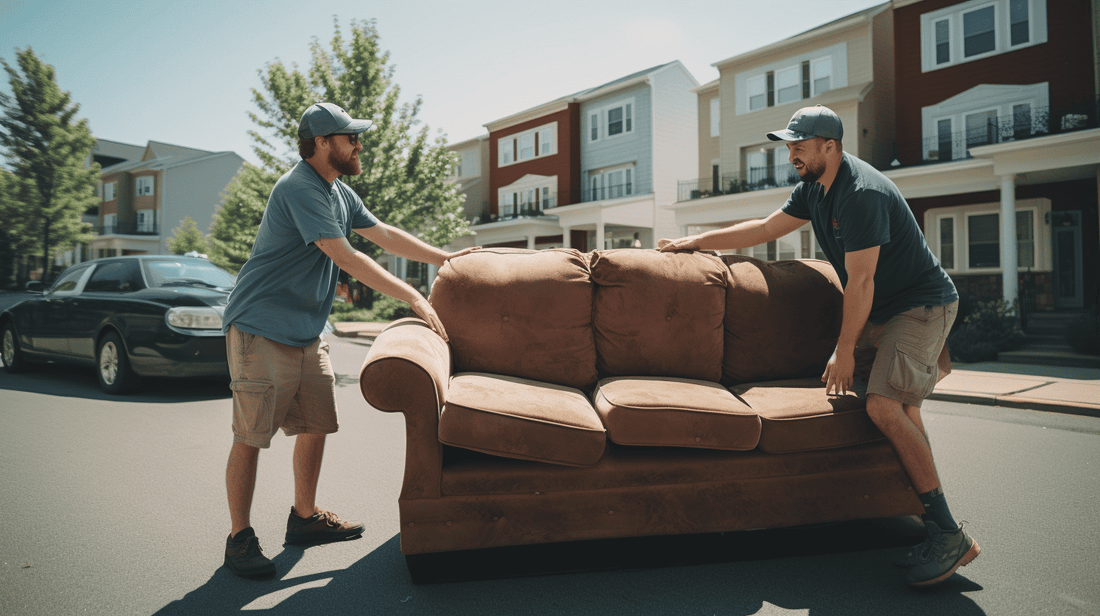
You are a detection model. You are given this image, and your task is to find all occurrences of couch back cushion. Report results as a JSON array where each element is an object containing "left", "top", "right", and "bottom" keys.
[
  {"left": 591, "top": 249, "right": 727, "bottom": 382},
  {"left": 430, "top": 248, "right": 598, "bottom": 391},
  {"left": 722, "top": 256, "right": 843, "bottom": 384}
]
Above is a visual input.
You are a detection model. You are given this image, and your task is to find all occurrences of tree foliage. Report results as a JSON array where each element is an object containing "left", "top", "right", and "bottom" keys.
[
  {"left": 0, "top": 47, "right": 98, "bottom": 282},
  {"left": 166, "top": 216, "right": 210, "bottom": 255},
  {"left": 232, "top": 18, "right": 469, "bottom": 264},
  {"left": 207, "top": 164, "right": 278, "bottom": 274}
]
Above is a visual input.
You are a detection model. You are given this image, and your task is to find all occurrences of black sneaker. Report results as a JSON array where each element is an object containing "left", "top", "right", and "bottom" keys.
[
  {"left": 224, "top": 527, "right": 276, "bottom": 578},
  {"left": 285, "top": 508, "right": 365, "bottom": 545}
]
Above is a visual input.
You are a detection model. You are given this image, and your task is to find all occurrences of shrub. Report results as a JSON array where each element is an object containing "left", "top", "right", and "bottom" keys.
[
  {"left": 328, "top": 294, "right": 415, "bottom": 324},
  {"left": 947, "top": 298, "right": 1025, "bottom": 363},
  {"left": 1064, "top": 307, "right": 1099, "bottom": 355}
]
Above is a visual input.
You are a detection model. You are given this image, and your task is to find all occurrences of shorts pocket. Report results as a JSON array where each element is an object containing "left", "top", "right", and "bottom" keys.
[
  {"left": 230, "top": 379, "right": 276, "bottom": 436},
  {"left": 887, "top": 343, "right": 937, "bottom": 400}
]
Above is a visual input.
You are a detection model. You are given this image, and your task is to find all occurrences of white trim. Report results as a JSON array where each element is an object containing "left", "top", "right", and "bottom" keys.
[{"left": 588, "top": 97, "right": 636, "bottom": 143}]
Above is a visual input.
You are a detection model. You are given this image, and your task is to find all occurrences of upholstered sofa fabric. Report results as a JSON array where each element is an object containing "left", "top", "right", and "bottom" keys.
[
  {"left": 594, "top": 377, "right": 761, "bottom": 450},
  {"left": 591, "top": 249, "right": 727, "bottom": 382},
  {"left": 430, "top": 248, "right": 598, "bottom": 391},
  {"left": 729, "top": 378, "right": 884, "bottom": 453},
  {"left": 721, "top": 256, "right": 844, "bottom": 385},
  {"left": 438, "top": 373, "right": 607, "bottom": 467}
]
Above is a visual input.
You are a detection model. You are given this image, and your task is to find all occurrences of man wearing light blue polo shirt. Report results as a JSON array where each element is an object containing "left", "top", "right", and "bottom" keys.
[{"left": 220, "top": 102, "right": 477, "bottom": 578}]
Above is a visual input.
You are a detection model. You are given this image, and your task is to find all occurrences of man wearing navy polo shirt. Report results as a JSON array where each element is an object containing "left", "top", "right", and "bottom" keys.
[
  {"left": 659, "top": 105, "right": 978, "bottom": 588},
  {"left": 220, "top": 103, "right": 477, "bottom": 578}
]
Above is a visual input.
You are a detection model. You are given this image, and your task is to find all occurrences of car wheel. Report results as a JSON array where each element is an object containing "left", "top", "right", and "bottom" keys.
[
  {"left": 2, "top": 322, "right": 29, "bottom": 373},
  {"left": 97, "top": 331, "right": 138, "bottom": 394}
]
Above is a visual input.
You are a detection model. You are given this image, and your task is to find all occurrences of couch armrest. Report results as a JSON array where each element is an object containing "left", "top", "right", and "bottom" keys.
[{"left": 359, "top": 317, "right": 451, "bottom": 500}]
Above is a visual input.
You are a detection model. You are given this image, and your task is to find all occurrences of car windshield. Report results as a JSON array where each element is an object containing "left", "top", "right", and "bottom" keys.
[{"left": 143, "top": 259, "right": 237, "bottom": 290}]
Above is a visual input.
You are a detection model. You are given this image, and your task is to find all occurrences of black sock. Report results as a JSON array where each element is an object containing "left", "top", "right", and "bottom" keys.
[{"left": 919, "top": 487, "right": 959, "bottom": 531}]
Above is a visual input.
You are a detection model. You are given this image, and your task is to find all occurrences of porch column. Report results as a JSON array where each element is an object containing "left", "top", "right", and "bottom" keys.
[
  {"left": 596, "top": 221, "right": 605, "bottom": 251},
  {"left": 526, "top": 234, "right": 536, "bottom": 250},
  {"left": 1000, "top": 173, "right": 1018, "bottom": 307},
  {"left": 562, "top": 226, "right": 571, "bottom": 249},
  {"left": 427, "top": 263, "right": 439, "bottom": 290}
]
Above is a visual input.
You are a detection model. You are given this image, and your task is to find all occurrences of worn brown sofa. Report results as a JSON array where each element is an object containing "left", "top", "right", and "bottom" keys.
[{"left": 359, "top": 248, "right": 923, "bottom": 572}]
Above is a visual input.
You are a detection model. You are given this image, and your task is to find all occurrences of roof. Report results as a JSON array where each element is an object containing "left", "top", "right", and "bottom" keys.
[
  {"left": 713, "top": 2, "right": 890, "bottom": 69},
  {"left": 483, "top": 60, "right": 697, "bottom": 132},
  {"left": 98, "top": 140, "right": 243, "bottom": 176}
]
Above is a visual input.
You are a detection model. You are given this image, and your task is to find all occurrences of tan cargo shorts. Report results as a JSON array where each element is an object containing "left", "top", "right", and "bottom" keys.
[
  {"left": 853, "top": 301, "right": 958, "bottom": 409},
  {"left": 226, "top": 325, "right": 338, "bottom": 449}
]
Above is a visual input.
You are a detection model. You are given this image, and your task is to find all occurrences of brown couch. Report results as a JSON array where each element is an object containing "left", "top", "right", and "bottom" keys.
[{"left": 358, "top": 248, "right": 923, "bottom": 573}]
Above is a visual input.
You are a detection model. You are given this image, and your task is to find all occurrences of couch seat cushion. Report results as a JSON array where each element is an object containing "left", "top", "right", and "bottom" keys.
[
  {"left": 594, "top": 377, "right": 760, "bottom": 450},
  {"left": 591, "top": 249, "right": 727, "bottom": 382},
  {"left": 439, "top": 373, "right": 606, "bottom": 467},
  {"left": 729, "top": 378, "right": 883, "bottom": 453},
  {"left": 430, "top": 248, "right": 598, "bottom": 391},
  {"left": 722, "top": 256, "right": 843, "bottom": 384}
]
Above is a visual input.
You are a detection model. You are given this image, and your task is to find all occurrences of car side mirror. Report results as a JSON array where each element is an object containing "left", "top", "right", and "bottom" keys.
[{"left": 24, "top": 280, "right": 45, "bottom": 294}]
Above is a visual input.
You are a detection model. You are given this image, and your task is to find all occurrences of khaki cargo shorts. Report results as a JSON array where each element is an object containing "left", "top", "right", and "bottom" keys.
[
  {"left": 226, "top": 325, "right": 338, "bottom": 449},
  {"left": 853, "top": 301, "right": 958, "bottom": 409}
]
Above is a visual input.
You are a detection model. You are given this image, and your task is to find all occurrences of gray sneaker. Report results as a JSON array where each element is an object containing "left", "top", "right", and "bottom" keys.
[
  {"left": 893, "top": 539, "right": 929, "bottom": 568},
  {"left": 906, "top": 522, "right": 980, "bottom": 587}
]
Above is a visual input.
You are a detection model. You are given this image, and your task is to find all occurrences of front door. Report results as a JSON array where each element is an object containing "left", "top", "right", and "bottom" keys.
[{"left": 1051, "top": 211, "right": 1084, "bottom": 309}]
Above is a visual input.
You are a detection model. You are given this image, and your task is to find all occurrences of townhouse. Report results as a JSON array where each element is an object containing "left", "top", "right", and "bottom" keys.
[
  {"left": 81, "top": 139, "right": 245, "bottom": 262},
  {"left": 446, "top": 61, "right": 699, "bottom": 256},
  {"left": 890, "top": 0, "right": 1099, "bottom": 314},
  {"left": 671, "top": 0, "right": 1099, "bottom": 316},
  {"left": 670, "top": 3, "right": 897, "bottom": 263}
]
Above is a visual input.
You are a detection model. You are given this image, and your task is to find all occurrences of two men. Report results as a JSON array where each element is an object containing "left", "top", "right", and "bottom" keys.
[
  {"left": 220, "top": 103, "right": 475, "bottom": 578},
  {"left": 660, "top": 105, "right": 979, "bottom": 587}
]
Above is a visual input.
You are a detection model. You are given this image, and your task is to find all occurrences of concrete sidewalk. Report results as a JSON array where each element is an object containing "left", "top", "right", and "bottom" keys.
[{"left": 332, "top": 321, "right": 1100, "bottom": 418}]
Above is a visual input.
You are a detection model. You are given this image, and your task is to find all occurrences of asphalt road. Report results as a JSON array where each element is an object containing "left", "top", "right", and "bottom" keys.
[{"left": 1, "top": 333, "right": 1099, "bottom": 616}]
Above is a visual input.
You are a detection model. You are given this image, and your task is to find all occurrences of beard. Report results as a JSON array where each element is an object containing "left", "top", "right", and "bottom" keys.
[
  {"left": 328, "top": 147, "right": 361, "bottom": 176},
  {"left": 793, "top": 157, "right": 825, "bottom": 184}
]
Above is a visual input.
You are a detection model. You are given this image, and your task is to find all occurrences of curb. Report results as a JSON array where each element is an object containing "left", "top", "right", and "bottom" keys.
[{"left": 927, "top": 391, "right": 1100, "bottom": 419}]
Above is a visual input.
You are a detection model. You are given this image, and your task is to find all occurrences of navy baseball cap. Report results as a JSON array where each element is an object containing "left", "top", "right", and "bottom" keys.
[
  {"left": 297, "top": 103, "right": 373, "bottom": 139},
  {"left": 767, "top": 105, "right": 843, "bottom": 142}
]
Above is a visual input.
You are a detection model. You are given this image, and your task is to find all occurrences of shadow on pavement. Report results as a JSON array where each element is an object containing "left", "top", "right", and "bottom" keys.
[
  {"left": 154, "top": 520, "right": 986, "bottom": 616},
  {"left": 0, "top": 362, "right": 230, "bottom": 402}
]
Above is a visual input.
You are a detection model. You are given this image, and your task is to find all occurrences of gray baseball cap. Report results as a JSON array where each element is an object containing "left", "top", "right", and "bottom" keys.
[
  {"left": 297, "top": 103, "right": 373, "bottom": 139},
  {"left": 767, "top": 105, "right": 843, "bottom": 142}
]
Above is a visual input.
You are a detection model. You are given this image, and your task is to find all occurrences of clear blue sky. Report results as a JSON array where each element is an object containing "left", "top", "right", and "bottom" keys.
[{"left": 1, "top": 0, "right": 882, "bottom": 167}]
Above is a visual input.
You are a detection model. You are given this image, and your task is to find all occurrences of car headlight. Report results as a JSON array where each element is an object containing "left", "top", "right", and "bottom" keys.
[{"left": 166, "top": 307, "right": 224, "bottom": 330}]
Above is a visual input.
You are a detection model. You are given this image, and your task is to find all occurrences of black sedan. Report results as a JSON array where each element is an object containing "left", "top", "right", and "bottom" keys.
[{"left": 1, "top": 255, "right": 235, "bottom": 394}]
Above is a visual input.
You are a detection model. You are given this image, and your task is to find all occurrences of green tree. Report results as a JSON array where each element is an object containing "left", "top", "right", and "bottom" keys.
[
  {"left": 166, "top": 216, "right": 210, "bottom": 255},
  {"left": 232, "top": 18, "right": 469, "bottom": 267},
  {"left": 0, "top": 168, "right": 34, "bottom": 288},
  {"left": 0, "top": 47, "right": 98, "bottom": 282},
  {"left": 207, "top": 163, "right": 277, "bottom": 274}
]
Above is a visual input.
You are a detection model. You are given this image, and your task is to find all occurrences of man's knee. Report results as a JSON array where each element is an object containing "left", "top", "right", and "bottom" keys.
[{"left": 865, "top": 393, "right": 903, "bottom": 426}]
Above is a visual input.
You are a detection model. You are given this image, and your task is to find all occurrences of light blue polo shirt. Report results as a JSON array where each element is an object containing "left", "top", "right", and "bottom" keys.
[{"left": 223, "top": 161, "right": 378, "bottom": 346}]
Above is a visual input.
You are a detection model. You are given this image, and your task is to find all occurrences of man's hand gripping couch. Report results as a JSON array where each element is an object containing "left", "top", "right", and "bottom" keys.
[{"left": 359, "top": 248, "right": 924, "bottom": 574}]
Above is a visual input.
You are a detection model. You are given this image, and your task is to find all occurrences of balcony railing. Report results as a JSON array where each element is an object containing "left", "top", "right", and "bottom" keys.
[
  {"left": 582, "top": 183, "right": 636, "bottom": 202},
  {"left": 96, "top": 223, "right": 159, "bottom": 235},
  {"left": 472, "top": 194, "right": 556, "bottom": 225},
  {"left": 677, "top": 165, "right": 800, "bottom": 202},
  {"left": 922, "top": 101, "right": 1098, "bottom": 163}
]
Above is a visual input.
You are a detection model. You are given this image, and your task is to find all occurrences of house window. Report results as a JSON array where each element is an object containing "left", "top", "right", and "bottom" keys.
[
  {"left": 587, "top": 164, "right": 635, "bottom": 201},
  {"left": 136, "top": 210, "right": 155, "bottom": 233},
  {"left": 1010, "top": 0, "right": 1029, "bottom": 45},
  {"left": 939, "top": 216, "right": 956, "bottom": 270},
  {"left": 590, "top": 113, "right": 599, "bottom": 141},
  {"left": 589, "top": 99, "right": 635, "bottom": 142},
  {"left": 936, "top": 118, "right": 955, "bottom": 160},
  {"left": 1016, "top": 210, "right": 1034, "bottom": 268},
  {"left": 968, "top": 213, "right": 1000, "bottom": 268},
  {"left": 775, "top": 65, "right": 800, "bottom": 106},
  {"left": 965, "top": 109, "right": 998, "bottom": 148},
  {"left": 498, "top": 122, "right": 557, "bottom": 167},
  {"left": 963, "top": 5, "right": 996, "bottom": 58},
  {"left": 934, "top": 18, "right": 951, "bottom": 65},
  {"left": 710, "top": 98, "right": 720, "bottom": 137},
  {"left": 811, "top": 57, "right": 832, "bottom": 96},
  {"left": 104, "top": 182, "right": 117, "bottom": 201},
  {"left": 104, "top": 213, "right": 117, "bottom": 233},
  {"left": 748, "top": 75, "right": 767, "bottom": 111},
  {"left": 1011, "top": 103, "right": 1032, "bottom": 140},
  {"left": 921, "top": 0, "right": 1046, "bottom": 72},
  {"left": 135, "top": 176, "right": 154, "bottom": 196}
]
